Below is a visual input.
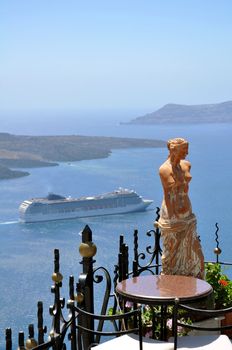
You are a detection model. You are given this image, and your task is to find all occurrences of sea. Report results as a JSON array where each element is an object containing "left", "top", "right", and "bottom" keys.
[{"left": 0, "top": 117, "right": 231, "bottom": 348}]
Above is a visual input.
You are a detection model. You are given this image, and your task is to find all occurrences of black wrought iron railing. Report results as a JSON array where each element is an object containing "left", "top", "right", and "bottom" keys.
[{"left": 2, "top": 210, "right": 231, "bottom": 350}]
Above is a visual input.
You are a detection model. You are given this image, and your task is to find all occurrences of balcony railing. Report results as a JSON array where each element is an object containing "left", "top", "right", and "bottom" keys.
[{"left": 3, "top": 209, "right": 231, "bottom": 350}]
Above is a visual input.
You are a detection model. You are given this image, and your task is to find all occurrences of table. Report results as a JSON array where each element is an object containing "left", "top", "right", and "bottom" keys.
[
  {"left": 116, "top": 275, "right": 213, "bottom": 305},
  {"left": 116, "top": 275, "right": 213, "bottom": 340}
]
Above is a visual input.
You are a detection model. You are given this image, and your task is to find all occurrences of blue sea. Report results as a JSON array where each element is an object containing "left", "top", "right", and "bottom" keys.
[{"left": 0, "top": 119, "right": 231, "bottom": 347}]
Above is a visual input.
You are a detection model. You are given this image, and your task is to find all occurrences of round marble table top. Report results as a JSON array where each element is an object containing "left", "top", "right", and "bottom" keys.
[{"left": 116, "top": 275, "right": 213, "bottom": 304}]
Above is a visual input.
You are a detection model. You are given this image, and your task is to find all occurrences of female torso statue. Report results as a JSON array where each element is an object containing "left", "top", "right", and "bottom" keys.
[{"left": 158, "top": 138, "right": 204, "bottom": 279}]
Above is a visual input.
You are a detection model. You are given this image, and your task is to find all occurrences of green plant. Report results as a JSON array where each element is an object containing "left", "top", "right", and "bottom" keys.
[
  {"left": 205, "top": 262, "right": 232, "bottom": 309},
  {"left": 108, "top": 303, "right": 191, "bottom": 339},
  {"left": 140, "top": 305, "right": 191, "bottom": 339}
]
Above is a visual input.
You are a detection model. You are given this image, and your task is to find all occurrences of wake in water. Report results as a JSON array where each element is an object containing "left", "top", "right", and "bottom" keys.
[{"left": 0, "top": 220, "right": 18, "bottom": 225}]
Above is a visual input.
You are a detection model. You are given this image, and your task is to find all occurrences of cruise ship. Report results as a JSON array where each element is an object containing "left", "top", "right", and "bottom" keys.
[{"left": 19, "top": 188, "right": 153, "bottom": 223}]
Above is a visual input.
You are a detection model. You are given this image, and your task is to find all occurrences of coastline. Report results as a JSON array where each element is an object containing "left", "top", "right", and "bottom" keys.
[{"left": 0, "top": 133, "right": 166, "bottom": 180}]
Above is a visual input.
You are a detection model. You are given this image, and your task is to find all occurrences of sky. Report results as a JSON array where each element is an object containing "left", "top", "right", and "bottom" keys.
[{"left": 1, "top": 0, "right": 232, "bottom": 119}]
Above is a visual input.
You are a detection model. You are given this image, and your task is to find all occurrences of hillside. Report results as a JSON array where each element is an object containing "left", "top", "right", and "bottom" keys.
[
  {"left": 0, "top": 133, "right": 165, "bottom": 179},
  {"left": 0, "top": 164, "right": 29, "bottom": 180},
  {"left": 128, "top": 101, "right": 232, "bottom": 124}
]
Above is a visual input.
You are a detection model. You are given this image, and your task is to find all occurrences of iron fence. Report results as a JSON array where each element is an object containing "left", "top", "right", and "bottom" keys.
[{"left": 2, "top": 210, "right": 230, "bottom": 350}]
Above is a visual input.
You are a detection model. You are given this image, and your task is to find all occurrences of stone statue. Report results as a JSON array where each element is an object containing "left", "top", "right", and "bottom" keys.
[{"left": 157, "top": 138, "right": 204, "bottom": 279}]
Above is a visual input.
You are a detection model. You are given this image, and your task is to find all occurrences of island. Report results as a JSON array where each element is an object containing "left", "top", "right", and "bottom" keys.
[
  {"left": 0, "top": 164, "right": 29, "bottom": 179},
  {"left": 127, "top": 100, "right": 232, "bottom": 124},
  {"left": 0, "top": 133, "right": 166, "bottom": 180}
]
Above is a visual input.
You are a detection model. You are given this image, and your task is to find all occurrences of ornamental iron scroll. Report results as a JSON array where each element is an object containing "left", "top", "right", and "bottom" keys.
[
  {"left": 2, "top": 225, "right": 160, "bottom": 350},
  {"left": 3, "top": 224, "right": 115, "bottom": 350},
  {"left": 117, "top": 207, "right": 162, "bottom": 279},
  {"left": 211, "top": 223, "right": 232, "bottom": 268},
  {"left": 214, "top": 222, "right": 221, "bottom": 263},
  {"left": 133, "top": 207, "right": 162, "bottom": 276},
  {"left": 4, "top": 221, "right": 230, "bottom": 350},
  {"left": 76, "top": 225, "right": 115, "bottom": 349}
]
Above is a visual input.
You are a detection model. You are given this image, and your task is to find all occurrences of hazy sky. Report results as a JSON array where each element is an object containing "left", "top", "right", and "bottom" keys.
[{"left": 1, "top": 0, "right": 232, "bottom": 115}]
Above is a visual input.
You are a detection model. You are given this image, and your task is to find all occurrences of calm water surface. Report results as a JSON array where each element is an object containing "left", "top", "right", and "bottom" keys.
[{"left": 0, "top": 122, "right": 231, "bottom": 347}]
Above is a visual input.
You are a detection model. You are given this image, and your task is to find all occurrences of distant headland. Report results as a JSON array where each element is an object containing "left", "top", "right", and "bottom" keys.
[
  {"left": 0, "top": 133, "right": 165, "bottom": 180},
  {"left": 126, "top": 100, "right": 232, "bottom": 124}
]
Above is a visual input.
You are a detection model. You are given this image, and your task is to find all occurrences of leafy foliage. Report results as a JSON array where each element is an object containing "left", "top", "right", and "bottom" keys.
[
  {"left": 108, "top": 304, "right": 191, "bottom": 339},
  {"left": 205, "top": 263, "right": 232, "bottom": 309}
]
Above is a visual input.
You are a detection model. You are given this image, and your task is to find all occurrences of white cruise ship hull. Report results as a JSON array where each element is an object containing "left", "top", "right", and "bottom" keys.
[
  {"left": 20, "top": 201, "right": 152, "bottom": 223},
  {"left": 19, "top": 189, "right": 153, "bottom": 223}
]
